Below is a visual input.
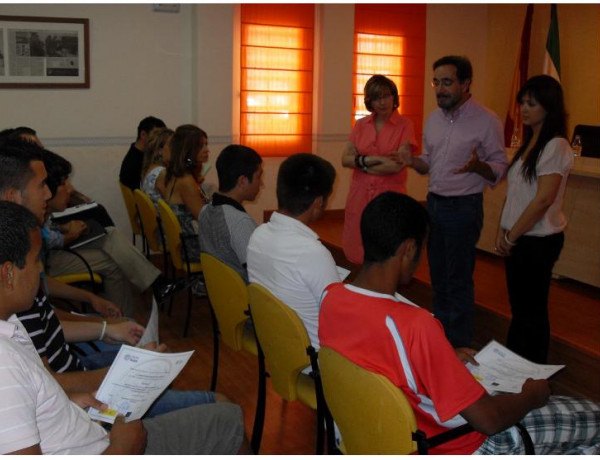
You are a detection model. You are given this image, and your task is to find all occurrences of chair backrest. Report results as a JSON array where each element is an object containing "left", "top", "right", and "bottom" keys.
[
  {"left": 572, "top": 124, "right": 600, "bottom": 158},
  {"left": 319, "top": 346, "right": 418, "bottom": 454},
  {"left": 133, "top": 189, "right": 163, "bottom": 252},
  {"left": 156, "top": 198, "right": 185, "bottom": 270},
  {"left": 119, "top": 181, "right": 141, "bottom": 235},
  {"left": 201, "top": 253, "right": 249, "bottom": 351},
  {"left": 247, "top": 283, "right": 312, "bottom": 401}
]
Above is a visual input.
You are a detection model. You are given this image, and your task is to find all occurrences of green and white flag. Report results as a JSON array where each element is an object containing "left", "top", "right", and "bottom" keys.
[{"left": 543, "top": 4, "right": 561, "bottom": 82}]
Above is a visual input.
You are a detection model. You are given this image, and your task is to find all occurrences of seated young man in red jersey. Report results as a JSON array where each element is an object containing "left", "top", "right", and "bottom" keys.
[{"left": 319, "top": 192, "right": 600, "bottom": 455}]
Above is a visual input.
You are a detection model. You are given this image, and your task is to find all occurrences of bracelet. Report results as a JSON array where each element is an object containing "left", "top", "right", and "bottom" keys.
[
  {"left": 354, "top": 154, "right": 363, "bottom": 169},
  {"left": 99, "top": 320, "right": 107, "bottom": 341},
  {"left": 360, "top": 155, "right": 369, "bottom": 172},
  {"left": 504, "top": 230, "right": 517, "bottom": 246}
]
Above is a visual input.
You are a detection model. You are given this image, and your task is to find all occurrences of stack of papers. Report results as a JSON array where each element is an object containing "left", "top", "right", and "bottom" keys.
[{"left": 467, "top": 340, "right": 564, "bottom": 394}]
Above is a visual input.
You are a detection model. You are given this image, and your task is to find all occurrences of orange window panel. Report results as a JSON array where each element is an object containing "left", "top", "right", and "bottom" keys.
[
  {"left": 352, "top": 4, "right": 426, "bottom": 143},
  {"left": 242, "top": 69, "right": 312, "bottom": 92},
  {"left": 240, "top": 4, "right": 314, "bottom": 157}
]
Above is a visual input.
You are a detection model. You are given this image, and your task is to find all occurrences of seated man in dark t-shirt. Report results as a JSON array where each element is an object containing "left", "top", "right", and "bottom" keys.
[{"left": 119, "top": 116, "right": 166, "bottom": 190}]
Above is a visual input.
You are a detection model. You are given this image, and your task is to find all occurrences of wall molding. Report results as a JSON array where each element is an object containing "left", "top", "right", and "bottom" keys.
[
  {"left": 43, "top": 133, "right": 348, "bottom": 148},
  {"left": 43, "top": 134, "right": 235, "bottom": 148}
]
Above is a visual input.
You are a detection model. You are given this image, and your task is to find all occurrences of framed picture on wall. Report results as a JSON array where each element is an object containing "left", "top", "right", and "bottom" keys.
[{"left": 0, "top": 15, "right": 89, "bottom": 89}]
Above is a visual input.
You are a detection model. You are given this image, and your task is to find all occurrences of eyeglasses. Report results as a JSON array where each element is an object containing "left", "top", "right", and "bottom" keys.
[{"left": 431, "top": 78, "right": 455, "bottom": 88}]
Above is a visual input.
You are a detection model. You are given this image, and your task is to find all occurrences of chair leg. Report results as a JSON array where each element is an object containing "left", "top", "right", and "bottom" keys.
[
  {"left": 209, "top": 305, "right": 219, "bottom": 392},
  {"left": 315, "top": 398, "right": 325, "bottom": 454},
  {"left": 162, "top": 251, "right": 169, "bottom": 280},
  {"left": 324, "top": 406, "right": 337, "bottom": 454},
  {"left": 183, "top": 285, "right": 192, "bottom": 337},
  {"left": 251, "top": 345, "right": 267, "bottom": 454},
  {"left": 166, "top": 294, "right": 173, "bottom": 315}
]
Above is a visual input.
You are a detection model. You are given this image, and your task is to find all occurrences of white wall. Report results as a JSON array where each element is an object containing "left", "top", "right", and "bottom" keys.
[
  {"left": 0, "top": 4, "right": 194, "bottom": 235},
  {"left": 1, "top": 4, "right": 598, "bottom": 236}
]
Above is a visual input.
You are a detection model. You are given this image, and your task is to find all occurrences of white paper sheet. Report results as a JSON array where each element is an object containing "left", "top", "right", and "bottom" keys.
[
  {"left": 51, "top": 201, "right": 98, "bottom": 219},
  {"left": 88, "top": 345, "right": 193, "bottom": 423},
  {"left": 336, "top": 266, "right": 351, "bottom": 281},
  {"left": 137, "top": 297, "right": 159, "bottom": 347},
  {"left": 466, "top": 340, "right": 564, "bottom": 394}
]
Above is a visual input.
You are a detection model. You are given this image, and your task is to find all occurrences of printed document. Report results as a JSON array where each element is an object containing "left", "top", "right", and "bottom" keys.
[
  {"left": 466, "top": 340, "right": 564, "bottom": 394},
  {"left": 88, "top": 345, "right": 193, "bottom": 423}
]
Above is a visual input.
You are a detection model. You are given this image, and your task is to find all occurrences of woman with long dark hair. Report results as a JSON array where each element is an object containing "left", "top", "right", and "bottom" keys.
[
  {"left": 156, "top": 124, "right": 210, "bottom": 262},
  {"left": 495, "top": 75, "right": 573, "bottom": 363}
]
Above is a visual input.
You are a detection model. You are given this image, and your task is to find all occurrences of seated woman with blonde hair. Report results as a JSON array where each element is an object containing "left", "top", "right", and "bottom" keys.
[
  {"left": 156, "top": 124, "right": 210, "bottom": 263},
  {"left": 141, "top": 127, "right": 174, "bottom": 205}
]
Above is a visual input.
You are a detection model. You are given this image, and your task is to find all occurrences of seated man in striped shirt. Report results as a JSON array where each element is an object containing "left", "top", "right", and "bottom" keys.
[
  {"left": 0, "top": 140, "right": 221, "bottom": 413},
  {"left": 0, "top": 201, "right": 245, "bottom": 455}
]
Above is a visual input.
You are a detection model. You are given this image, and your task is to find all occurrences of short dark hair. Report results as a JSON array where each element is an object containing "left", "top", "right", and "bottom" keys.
[
  {"left": 136, "top": 116, "right": 166, "bottom": 141},
  {"left": 276, "top": 153, "right": 336, "bottom": 216},
  {"left": 43, "top": 149, "right": 72, "bottom": 198},
  {"left": 433, "top": 55, "right": 473, "bottom": 84},
  {"left": 0, "top": 142, "right": 44, "bottom": 197},
  {"left": 361, "top": 192, "right": 429, "bottom": 265},
  {"left": 0, "top": 126, "right": 37, "bottom": 146},
  {"left": 364, "top": 75, "right": 400, "bottom": 112},
  {"left": 216, "top": 144, "right": 262, "bottom": 193},
  {"left": 13, "top": 126, "right": 37, "bottom": 138},
  {"left": 0, "top": 128, "right": 15, "bottom": 146},
  {"left": 0, "top": 201, "right": 39, "bottom": 269}
]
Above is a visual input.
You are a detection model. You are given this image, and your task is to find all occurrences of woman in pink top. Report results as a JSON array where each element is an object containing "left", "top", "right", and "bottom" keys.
[{"left": 341, "top": 75, "right": 417, "bottom": 264}]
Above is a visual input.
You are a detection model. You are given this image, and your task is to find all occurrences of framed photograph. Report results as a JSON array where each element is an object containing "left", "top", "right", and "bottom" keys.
[{"left": 0, "top": 15, "right": 89, "bottom": 89}]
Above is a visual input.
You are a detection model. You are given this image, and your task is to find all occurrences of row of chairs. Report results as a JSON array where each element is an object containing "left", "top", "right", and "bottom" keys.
[
  {"left": 120, "top": 183, "right": 533, "bottom": 454},
  {"left": 201, "top": 253, "right": 500, "bottom": 454},
  {"left": 201, "top": 253, "right": 332, "bottom": 454},
  {"left": 119, "top": 182, "right": 214, "bottom": 339}
]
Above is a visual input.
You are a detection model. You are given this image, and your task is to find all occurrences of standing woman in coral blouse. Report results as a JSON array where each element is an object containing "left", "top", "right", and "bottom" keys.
[
  {"left": 495, "top": 75, "right": 573, "bottom": 364},
  {"left": 342, "top": 75, "right": 417, "bottom": 264}
]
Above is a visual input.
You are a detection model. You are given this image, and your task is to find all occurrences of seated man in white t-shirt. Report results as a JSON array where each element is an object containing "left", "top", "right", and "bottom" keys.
[
  {"left": 0, "top": 201, "right": 246, "bottom": 455},
  {"left": 247, "top": 153, "right": 340, "bottom": 350}
]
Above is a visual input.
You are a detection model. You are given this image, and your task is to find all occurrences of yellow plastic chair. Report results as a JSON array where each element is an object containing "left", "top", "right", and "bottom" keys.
[
  {"left": 247, "top": 283, "right": 331, "bottom": 454},
  {"left": 49, "top": 247, "right": 103, "bottom": 293},
  {"left": 133, "top": 189, "right": 169, "bottom": 275},
  {"left": 118, "top": 181, "right": 143, "bottom": 247},
  {"left": 319, "top": 347, "right": 534, "bottom": 455},
  {"left": 49, "top": 248, "right": 104, "bottom": 312},
  {"left": 157, "top": 198, "right": 204, "bottom": 337},
  {"left": 54, "top": 272, "right": 103, "bottom": 286},
  {"left": 319, "top": 346, "right": 419, "bottom": 454},
  {"left": 201, "top": 253, "right": 265, "bottom": 452}
]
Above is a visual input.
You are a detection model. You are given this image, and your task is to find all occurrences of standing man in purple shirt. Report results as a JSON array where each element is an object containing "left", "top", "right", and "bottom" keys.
[{"left": 400, "top": 56, "right": 507, "bottom": 347}]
